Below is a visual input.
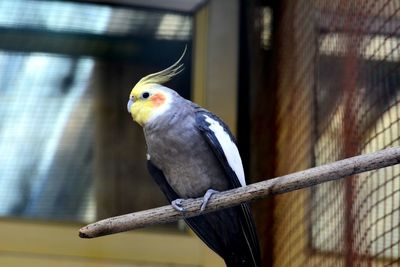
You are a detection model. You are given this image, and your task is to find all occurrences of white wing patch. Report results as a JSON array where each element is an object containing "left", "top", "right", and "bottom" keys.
[{"left": 204, "top": 115, "right": 246, "bottom": 187}]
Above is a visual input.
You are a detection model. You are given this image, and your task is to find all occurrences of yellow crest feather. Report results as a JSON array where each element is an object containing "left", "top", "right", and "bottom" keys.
[{"left": 134, "top": 46, "right": 187, "bottom": 88}]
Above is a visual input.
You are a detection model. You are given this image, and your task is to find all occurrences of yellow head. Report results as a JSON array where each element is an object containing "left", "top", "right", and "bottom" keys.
[
  {"left": 127, "top": 47, "right": 186, "bottom": 126},
  {"left": 127, "top": 83, "right": 173, "bottom": 126}
]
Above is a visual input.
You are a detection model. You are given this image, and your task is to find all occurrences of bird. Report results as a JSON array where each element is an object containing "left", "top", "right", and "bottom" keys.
[{"left": 127, "top": 48, "right": 261, "bottom": 267}]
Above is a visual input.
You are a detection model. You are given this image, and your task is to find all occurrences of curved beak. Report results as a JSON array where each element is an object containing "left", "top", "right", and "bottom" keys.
[{"left": 127, "top": 98, "right": 134, "bottom": 113}]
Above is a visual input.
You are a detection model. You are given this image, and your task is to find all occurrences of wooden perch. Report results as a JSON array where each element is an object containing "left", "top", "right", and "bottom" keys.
[{"left": 79, "top": 147, "right": 400, "bottom": 239}]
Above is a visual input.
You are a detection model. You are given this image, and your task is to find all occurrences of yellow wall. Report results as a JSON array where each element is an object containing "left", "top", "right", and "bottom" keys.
[
  {"left": 192, "top": 1, "right": 239, "bottom": 134},
  {"left": 0, "top": 219, "right": 223, "bottom": 267}
]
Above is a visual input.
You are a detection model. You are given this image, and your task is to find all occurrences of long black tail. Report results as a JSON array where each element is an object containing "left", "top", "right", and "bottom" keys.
[
  {"left": 148, "top": 161, "right": 260, "bottom": 266},
  {"left": 185, "top": 203, "right": 261, "bottom": 267}
]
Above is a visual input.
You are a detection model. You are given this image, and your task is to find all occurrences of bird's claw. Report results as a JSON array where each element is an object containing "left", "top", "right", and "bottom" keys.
[
  {"left": 172, "top": 189, "right": 219, "bottom": 213},
  {"left": 171, "top": 199, "right": 185, "bottom": 212},
  {"left": 200, "top": 189, "right": 219, "bottom": 211}
]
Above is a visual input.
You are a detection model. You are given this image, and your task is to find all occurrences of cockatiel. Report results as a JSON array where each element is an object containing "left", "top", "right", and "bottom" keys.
[{"left": 127, "top": 48, "right": 260, "bottom": 267}]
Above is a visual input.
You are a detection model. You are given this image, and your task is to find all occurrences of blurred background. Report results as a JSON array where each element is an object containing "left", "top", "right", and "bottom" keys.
[{"left": 0, "top": 0, "right": 399, "bottom": 266}]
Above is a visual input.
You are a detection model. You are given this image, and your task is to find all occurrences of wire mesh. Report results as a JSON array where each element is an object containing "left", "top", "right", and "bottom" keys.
[{"left": 273, "top": 0, "right": 400, "bottom": 266}]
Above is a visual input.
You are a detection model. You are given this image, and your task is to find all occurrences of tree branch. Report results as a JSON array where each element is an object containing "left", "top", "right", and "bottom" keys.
[{"left": 79, "top": 147, "right": 400, "bottom": 239}]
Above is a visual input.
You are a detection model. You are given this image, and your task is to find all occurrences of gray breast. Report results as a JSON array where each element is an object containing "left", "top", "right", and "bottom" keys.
[{"left": 144, "top": 105, "right": 229, "bottom": 198}]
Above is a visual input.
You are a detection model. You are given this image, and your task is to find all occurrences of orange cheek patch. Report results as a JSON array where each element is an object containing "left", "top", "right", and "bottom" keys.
[{"left": 151, "top": 93, "right": 166, "bottom": 107}]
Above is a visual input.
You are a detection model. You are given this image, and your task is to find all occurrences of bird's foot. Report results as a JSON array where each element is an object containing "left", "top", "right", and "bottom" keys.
[
  {"left": 200, "top": 189, "right": 219, "bottom": 211},
  {"left": 171, "top": 199, "right": 186, "bottom": 212}
]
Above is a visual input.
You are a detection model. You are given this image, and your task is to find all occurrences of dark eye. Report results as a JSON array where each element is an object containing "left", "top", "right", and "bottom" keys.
[{"left": 141, "top": 92, "right": 150, "bottom": 99}]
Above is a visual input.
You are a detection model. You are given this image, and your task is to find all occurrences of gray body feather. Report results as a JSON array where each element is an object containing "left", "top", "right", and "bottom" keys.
[
  {"left": 143, "top": 88, "right": 260, "bottom": 267},
  {"left": 144, "top": 97, "right": 229, "bottom": 198}
]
